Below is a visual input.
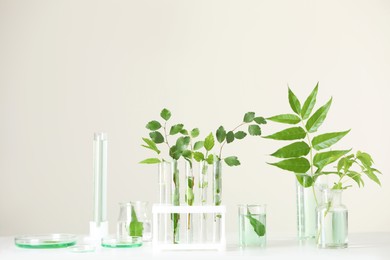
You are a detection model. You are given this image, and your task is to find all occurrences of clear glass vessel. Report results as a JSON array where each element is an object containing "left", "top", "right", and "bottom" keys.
[
  {"left": 238, "top": 204, "right": 266, "bottom": 247},
  {"left": 317, "top": 189, "right": 348, "bottom": 249},
  {"left": 117, "top": 201, "right": 151, "bottom": 242},
  {"left": 296, "top": 180, "right": 317, "bottom": 240},
  {"left": 213, "top": 158, "right": 223, "bottom": 242}
]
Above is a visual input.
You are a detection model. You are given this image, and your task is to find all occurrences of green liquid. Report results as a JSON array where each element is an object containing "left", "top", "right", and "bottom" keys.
[
  {"left": 16, "top": 241, "right": 76, "bottom": 249},
  {"left": 239, "top": 213, "right": 266, "bottom": 247},
  {"left": 318, "top": 210, "right": 348, "bottom": 248}
]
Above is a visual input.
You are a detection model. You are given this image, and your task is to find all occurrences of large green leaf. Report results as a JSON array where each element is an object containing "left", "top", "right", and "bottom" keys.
[
  {"left": 193, "top": 141, "right": 204, "bottom": 150},
  {"left": 149, "top": 131, "right": 164, "bottom": 144},
  {"left": 270, "top": 141, "right": 310, "bottom": 158},
  {"left": 226, "top": 131, "right": 235, "bottom": 143},
  {"left": 267, "top": 114, "right": 301, "bottom": 124},
  {"left": 248, "top": 125, "right": 261, "bottom": 136},
  {"left": 193, "top": 152, "right": 205, "bottom": 162},
  {"left": 312, "top": 130, "right": 350, "bottom": 151},
  {"left": 216, "top": 126, "right": 226, "bottom": 143},
  {"left": 363, "top": 168, "right": 381, "bottom": 186},
  {"left": 268, "top": 157, "right": 310, "bottom": 173},
  {"left": 313, "top": 149, "right": 351, "bottom": 171},
  {"left": 129, "top": 205, "right": 143, "bottom": 237},
  {"left": 254, "top": 117, "right": 267, "bottom": 124},
  {"left": 300, "top": 83, "right": 318, "bottom": 120},
  {"left": 190, "top": 128, "right": 200, "bottom": 138},
  {"left": 169, "top": 145, "right": 182, "bottom": 160},
  {"left": 170, "top": 124, "right": 184, "bottom": 135},
  {"left": 347, "top": 171, "right": 364, "bottom": 187},
  {"left": 139, "top": 158, "right": 161, "bottom": 164},
  {"left": 146, "top": 120, "right": 162, "bottom": 131},
  {"left": 224, "top": 156, "right": 240, "bottom": 166},
  {"left": 305, "top": 98, "right": 332, "bottom": 133},
  {"left": 288, "top": 87, "right": 301, "bottom": 114},
  {"left": 175, "top": 136, "right": 190, "bottom": 152},
  {"left": 141, "top": 138, "right": 160, "bottom": 154},
  {"left": 243, "top": 112, "right": 255, "bottom": 123},
  {"left": 234, "top": 131, "right": 247, "bottom": 139},
  {"left": 246, "top": 209, "right": 266, "bottom": 237},
  {"left": 160, "top": 108, "right": 171, "bottom": 121},
  {"left": 356, "top": 151, "right": 374, "bottom": 168},
  {"left": 263, "top": 127, "right": 306, "bottom": 140},
  {"left": 204, "top": 133, "right": 215, "bottom": 151}
]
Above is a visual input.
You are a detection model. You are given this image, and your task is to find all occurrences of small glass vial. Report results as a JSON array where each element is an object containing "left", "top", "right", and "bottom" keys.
[
  {"left": 317, "top": 189, "right": 348, "bottom": 249},
  {"left": 238, "top": 204, "right": 266, "bottom": 247},
  {"left": 117, "top": 201, "right": 152, "bottom": 242}
]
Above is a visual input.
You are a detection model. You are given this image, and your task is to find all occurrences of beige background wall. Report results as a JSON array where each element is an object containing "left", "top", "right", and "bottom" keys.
[{"left": 1, "top": 0, "right": 389, "bottom": 236}]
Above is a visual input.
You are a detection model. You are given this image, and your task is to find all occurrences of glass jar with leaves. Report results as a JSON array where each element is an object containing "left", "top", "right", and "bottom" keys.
[
  {"left": 265, "top": 83, "right": 380, "bottom": 241},
  {"left": 316, "top": 151, "right": 381, "bottom": 248},
  {"left": 191, "top": 112, "right": 267, "bottom": 242},
  {"left": 140, "top": 108, "right": 198, "bottom": 244},
  {"left": 238, "top": 204, "right": 266, "bottom": 247}
]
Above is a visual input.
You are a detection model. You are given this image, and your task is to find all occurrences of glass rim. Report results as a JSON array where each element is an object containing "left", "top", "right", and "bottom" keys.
[{"left": 237, "top": 204, "right": 267, "bottom": 208}]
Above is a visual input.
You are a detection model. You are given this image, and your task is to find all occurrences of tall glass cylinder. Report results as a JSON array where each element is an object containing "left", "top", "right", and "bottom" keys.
[
  {"left": 213, "top": 158, "right": 222, "bottom": 242},
  {"left": 157, "top": 161, "right": 172, "bottom": 244},
  {"left": 185, "top": 161, "right": 195, "bottom": 243},
  {"left": 296, "top": 179, "right": 316, "bottom": 240},
  {"left": 171, "top": 160, "right": 180, "bottom": 244},
  {"left": 93, "top": 133, "right": 107, "bottom": 226},
  {"left": 317, "top": 189, "right": 348, "bottom": 248},
  {"left": 199, "top": 160, "right": 210, "bottom": 242}
]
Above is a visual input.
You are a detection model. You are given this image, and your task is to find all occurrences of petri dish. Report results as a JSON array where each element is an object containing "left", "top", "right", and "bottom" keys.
[
  {"left": 15, "top": 234, "right": 77, "bottom": 249},
  {"left": 101, "top": 236, "right": 142, "bottom": 248}
]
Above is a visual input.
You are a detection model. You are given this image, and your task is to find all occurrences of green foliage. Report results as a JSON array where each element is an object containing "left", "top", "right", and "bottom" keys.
[
  {"left": 193, "top": 141, "right": 204, "bottom": 150},
  {"left": 129, "top": 205, "right": 144, "bottom": 237},
  {"left": 139, "top": 158, "right": 161, "bottom": 164},
  {"left": 146, "top": 120, "right": 162, "bottom": 131},
  {"left": 160, "top": 108, "right": 171, "bottom": 121},
  {"left": 216, "top": 126, "right": 226, "bottom": 143},
  {"left": 263, "top": 127, "right": 306, "bottom": 140},
  {"left": 141, "top": 138, "right": 160, "bottom": 154},
  {"left": 226, "top": 131, "right": 235, "bottom": 143},
  {"left": 248, "top": 125, "right": 261, "bottom": 136},
  {"left": 246, "top": 209, "right": 266, "bottom": 237},
  {"left": 170, "top": 124, "right": 184, "bottom": 135},
  {"left": 234, "top": 131, "right": 247, "bottom": 139},
  {"left": 311, "top": 130, "right": 350, "bottom": 150},
  {"left": 268, "top": 157, "right": 311, "bottom": 173},
  {"left": 270, "top": 141, "right": 310, "bottom": 158},
  {"left": 243, "top": 112, "right": 255, "bottom": 123},
  {"left": 267, "top": 114, "right": 301, "bottom": 124},
  {"left": 190, "top": 128, "right": 200, "bottom": 138},
  {"left": 149, "top": 131, "right": 164, "bottom": 144},
  {"left": 224, "top": 156, "right": 240, "bottom": 166},
  {"left": 204, "top": 133, "right": 215, "bottom": 151},
  {"left": 266, "top": 83, "right": 382, "bottom": 191}
]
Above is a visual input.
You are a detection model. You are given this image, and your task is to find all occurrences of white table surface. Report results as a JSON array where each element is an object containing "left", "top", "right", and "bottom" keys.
[{"left": 1, "top": 233, "right": 389, "bottom": 260}]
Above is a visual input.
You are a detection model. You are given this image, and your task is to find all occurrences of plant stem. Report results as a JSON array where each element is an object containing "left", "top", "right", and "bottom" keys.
[
  {"left": 163, "top": 121, "right": 171, "bottom": 149},
  {"left": 218, "top": 122, "right": 246, "bottom": 158}
]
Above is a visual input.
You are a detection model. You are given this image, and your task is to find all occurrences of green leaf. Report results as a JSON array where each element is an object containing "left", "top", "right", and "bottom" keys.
[
  {"left": 176, "top": 136, "right": 190, "bottom": 152},
  {"left": 301, "top": 83, "right": 318, "bottom": 120},
  {"left": 182, "top": 149, "right": 192, "bottom": 159},
  {"left": 246, "top": 209, "right": 266, "bottom": 237},
  {"left": 234, "top": 131, "right": 247, "bottom": 140},
  {"left": 146, "top": 120, "right": 162, "bottom": 131},
  {"left": 204, "top": 133, "right": 215, "bottom": 151},
  {"left": 254, "top": 117, "right": 267, "bottom": 124},
  {"left": 160, "top": 108, "right": 171, "bottom": 121},
  {"left": 129, "top": 205, "right": 143, "bottom": 237},
  {"left": 312, "top": 130, "right": 350, "bottom": 151},
  {"left": 248, "top": 125, "right": 261, "bottom": 136},
  {"left": 268, "top": 157, "right": 310, "bottom": 173},
  {"left": 190, "top": 128, "right": 200, "bottom": 138},
  {"left": 193, "top": 152, "right": 205, "bottom": 162},
  {"left": 363, "top": 169, "right": 381, "bottom": 186},
  {"left": 149, "top": 131, "right": 164, "bottom": 144},
  {"left": 347, "top": 171, "right": 364, "bottom": 187},
  {"left": 263, "top": 127, "right": 306, "bottom": 140},
  {"left": 206, "top": 154, "right": 214, "bottom": 164},
  {"left": 141, "top": 138, "right": 160, "bottom": 154},
  {"left": 356, "top": 151, "right": 374, "bottom": 168},
  {"left": 244, "top": 112, "right": 255, "bottom": 123},
  {"left": 226, "top": 131, "right": 235, "bottom": 143},
  {"left": 224, "top": 156, "right": 240, "bottom": 166},
  {"left": 270, "top": 141, "right": 310, "bottom": 158},
  {"left": 337, "top": 155, "right": 353, "bottom": 172},
  {"left": 296, "top": 174, "right": 313, "bottom": 188},
  {"left": 313, "top": 149, "right": 351, "bottom": 171},
  {"left": 267, "top": 114, "right": 301, "bottom": 124},
  {"left": 305, "top": 98, "right": 332, "bottom": 133},
  {"left": 216, "top": 126, "right": 226, "bottom": 143},
  {"left": 288, "top": 87, "right": 301, "bottom": 114},
  {"left": 169, "top": 145, "right": 181, "bottom": 160},
  {"left": 193, "top": 141, "right": 204, "bottom": 150},
  {"left": 180, "top": 129, "right": 189, "bottom": 135},
  {"left": 170, "top": 124, "right": 184, "bottom": 135},
  {"left": 139, "top": 158, "right": 161, "bottom": 164}
]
